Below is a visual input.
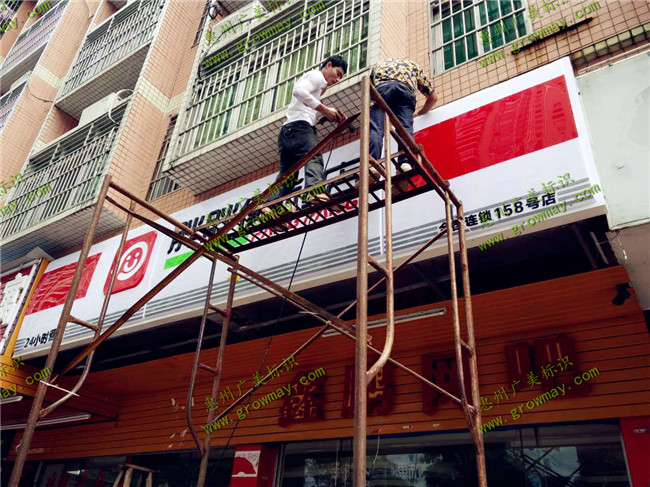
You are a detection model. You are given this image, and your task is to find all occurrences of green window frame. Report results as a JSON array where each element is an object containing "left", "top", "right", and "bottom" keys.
[{"left": 429, "top": 0, "right": 530, "bottom": 74}]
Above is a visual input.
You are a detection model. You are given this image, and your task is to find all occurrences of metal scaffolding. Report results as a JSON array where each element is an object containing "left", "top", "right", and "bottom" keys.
[{"left": 9, "top": 77, "right": 487, "bottom": 487}]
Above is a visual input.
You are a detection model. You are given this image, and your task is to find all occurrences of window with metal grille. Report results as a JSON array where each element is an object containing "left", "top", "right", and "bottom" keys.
[
  {"left": 177, "top": 0, "right": 369, "bottom": 157},
  {"left": 0, "top": 81, "right": 25, "bottom": 132},
  {"left": 193, "top": 0, "right": 211, "bottom": 46},
  {"left": 429, "top": 0, "right": 530, "bottom": 74},
  {"left": 147, "top": 116, "right": 180, "bottom": 201}
]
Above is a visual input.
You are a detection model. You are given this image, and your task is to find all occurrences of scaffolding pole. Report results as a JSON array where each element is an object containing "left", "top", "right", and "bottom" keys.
[{"left": 9, "top": 77, "right": 486, "bottom": 487}]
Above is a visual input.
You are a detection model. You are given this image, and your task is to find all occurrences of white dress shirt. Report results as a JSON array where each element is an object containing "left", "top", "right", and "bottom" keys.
[{"left": 284, "top": 70, "right": 327, "bottom": 126}]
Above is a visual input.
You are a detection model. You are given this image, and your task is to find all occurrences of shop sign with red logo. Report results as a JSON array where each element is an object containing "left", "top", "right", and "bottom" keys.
[
  {"left": 103, "top": 232, "right": 157, "bottom": 295},
  {"left": 341, "top": 364, "right": 395, "bottom": 418},
  {"left": 26, "top": 254, "right": 101, "bottom": 315}
]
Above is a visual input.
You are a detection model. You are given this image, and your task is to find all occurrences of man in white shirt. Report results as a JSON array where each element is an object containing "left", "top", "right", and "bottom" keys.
[{"left": 263, "top": 55, "right": 347, "bottom": 220}]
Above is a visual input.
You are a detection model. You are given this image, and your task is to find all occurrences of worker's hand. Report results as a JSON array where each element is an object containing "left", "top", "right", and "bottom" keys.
[
  {"left": 335, "top": 109, "right": 347, "bottom": 123},
  {"left": 319, "top": 105, "right": 344, "bottom": 123}
]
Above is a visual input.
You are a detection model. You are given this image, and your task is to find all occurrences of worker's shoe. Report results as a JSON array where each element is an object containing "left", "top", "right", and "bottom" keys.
[
  {"left": 393, "top": 162, "right": 413, "bottom": 194},
  {"left": 302, "top": 192, "right": 345, "bottom": 212},
  {"left": 355, "top": 164, "right": 384, "bottom": 189},
  {"left": 260, "top": 205, "right": 290, "bottom": 233}
]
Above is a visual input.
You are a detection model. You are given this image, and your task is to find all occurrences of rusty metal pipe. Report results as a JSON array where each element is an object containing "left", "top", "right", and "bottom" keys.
[
  {"left": 444, "top": 194, "right": 472, "bottom": 431},
  {"left": 9, "top": 176, "right": 113, "bottom": 487},
  {"left": 326, "top": 319, "right": 462, "bottom": 405},
  {"left": 367, "top": 111, "right": 395, "bottom": 384},
  {"left": 353, "top": 76, "right": 371, "bottom": 487},
  {"left": 197, "top": 258, "right": 239, "bottom": 487},
  {"left": 67, "top": 316, "right": 98, "bottom": 332},
  {"left": 456, "top": 204, "right": 488, "bottom": 487},
  {"left": 335, "top": 226, "right": 448, "bottom": 320},
  {"left": 109, "top": 182, "right": 197, "bottom": 236},
  {"left": 186, "top": 258, "right": 219, "bottom": 456},
  {"left": 41, "top": 200, "right": 135, "bottom": 419},
  {"left": 198, "top": 325, "right": 330, "bottom": 428}
]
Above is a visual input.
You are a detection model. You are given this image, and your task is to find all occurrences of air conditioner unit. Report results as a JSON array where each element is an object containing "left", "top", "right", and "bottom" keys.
[{"left": 78, "top": 92, "right": 126, "bottom": 127}]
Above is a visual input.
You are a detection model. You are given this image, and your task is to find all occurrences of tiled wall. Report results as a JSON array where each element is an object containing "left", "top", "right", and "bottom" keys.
[
  {"left": 0, "top": 1, "right": 36, "bottom": 60},
  {"left": 431, "top": 0, "right": 650, "bottom": 106},
  {"left": 103, "top": 0, "right": 207, "bottom": 217},
  {"left": 0, "top": 1, "right": 96, "bottom": 183}
]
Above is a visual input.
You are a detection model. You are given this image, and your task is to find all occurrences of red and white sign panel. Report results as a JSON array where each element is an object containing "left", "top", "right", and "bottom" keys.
[
  {"left": 16, "top": 58, "right": 604, "bottom": 358},
  {"left": 103, "top": 232, "right": 157, "bottom": 295},
  {"left": 418, "top": 76, "right": 579, "bottom": 179}
]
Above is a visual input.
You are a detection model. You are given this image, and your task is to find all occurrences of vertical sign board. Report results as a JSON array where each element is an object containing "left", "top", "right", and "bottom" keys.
[
  {"left": 15, "top": 58, "right": 604, "bottom": 358},
  {"left": 0, "top": 262, "right": 40, "bottom": 354}
]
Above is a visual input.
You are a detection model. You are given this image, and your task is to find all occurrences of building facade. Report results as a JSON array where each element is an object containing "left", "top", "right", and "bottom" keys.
[{"left": 1, "top": 0, "right": 649, "bottom": 486}]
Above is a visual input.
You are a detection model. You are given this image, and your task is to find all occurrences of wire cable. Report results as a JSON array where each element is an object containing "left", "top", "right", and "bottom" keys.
[{"left": 208, "top": 124, "right": 343, "bottom": 481}]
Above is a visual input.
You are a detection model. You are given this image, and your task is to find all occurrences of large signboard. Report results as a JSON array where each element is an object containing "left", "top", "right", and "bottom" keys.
[{"left": 15, "top": 58, "right": 604, "bottom": 357}]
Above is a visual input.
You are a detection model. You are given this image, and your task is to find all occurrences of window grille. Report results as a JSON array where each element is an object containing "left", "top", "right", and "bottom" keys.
[
  {"left": 60, "top": 0, "right": 163, "bottom": 97},
  {"left": 0, "top": 1, "right": 67, "bottom": 76},
  {"left": 147, "top": 116, "right": 180, "bottom": 200},
  {"left": 0, "top": 0, "right": 21, "bottom": 30},
  {"left": 0, "top": 81, "right": 25, "bottom": 132},
  {"left": 176, "top": 0, "right": 369, "bottom": 158},
  {"left": 193, "top": 0, "right": 211, "bottom": 46},
  {"left": 429, "top": 0, "right": 529, "bottom": 74},
  {"left": 0, "top": 99, "right": 129, "bottom": 239}
]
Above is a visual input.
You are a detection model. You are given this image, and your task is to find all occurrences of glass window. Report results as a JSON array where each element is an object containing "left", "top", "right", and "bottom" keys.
[
  {"left": 193, "top": 0, "right": 211, "bottom": 46},
  {"left": 429, "top": 0, "right": 530, "bottom": 75},
  {"left": 26, "top": 449, "right": 235, "bottom": 486},
  {"left": 281, "top": 422, "right": 631, "bottom": 486}
]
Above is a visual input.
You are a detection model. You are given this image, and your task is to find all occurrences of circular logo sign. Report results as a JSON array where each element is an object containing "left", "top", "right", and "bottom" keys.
[{"left": 116, "top": 242, "right": 148, "bottom": 281}]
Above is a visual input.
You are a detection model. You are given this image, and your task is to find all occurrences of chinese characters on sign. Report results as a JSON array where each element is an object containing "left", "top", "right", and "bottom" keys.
[
  {"left": 341, "top": 365, "right": 395, "bottom": 418},
  {"left": 421, "top": 352, "right": 471, "bottom": 415},
  {"left": 278, "top": 370, "right": 326, "bottom": 427},
  {"left": 478, "top": 172, "right": 574, "bottom": 230},
  {"left": 505, "top": 334, "right": 591, "bottom": 398}
]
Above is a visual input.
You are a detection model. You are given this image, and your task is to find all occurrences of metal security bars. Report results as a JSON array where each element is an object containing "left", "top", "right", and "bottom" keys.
[
  {"left": 176, "top": 0, "right": 369, "bottom": 157},
  {"left": 0, "top": 1, "right": 67, "bottom": 76},
  {"left": 429, "top": 0, "right": 529, "bottom": 74},
  {"left": 60, "top": 0, "right": 163, "bottom": 97},
  {"left": 0, "top": 81, "right": 25, "bottom": 131},
  {"left": 0, "top": 99, "right": 128, "bottom": 240},
  {"left": 0, "top": 0, "right": 21, "bottom": 31},
  {"left": 147, "top": 116, "right": 179, "bottom": 200}
]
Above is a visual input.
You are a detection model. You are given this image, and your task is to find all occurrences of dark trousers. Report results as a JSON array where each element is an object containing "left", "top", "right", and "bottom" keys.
[
  {"left": 267, "top": 121, "right": 324, "bottom": 201},
  {"left": 369, "top": 81, "right": 416, "bottom": 164}
]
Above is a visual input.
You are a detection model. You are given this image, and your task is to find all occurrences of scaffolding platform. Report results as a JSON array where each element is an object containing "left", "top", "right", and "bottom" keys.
[{"left": 9, "top": 78, "right": 487, "bottom": 487}]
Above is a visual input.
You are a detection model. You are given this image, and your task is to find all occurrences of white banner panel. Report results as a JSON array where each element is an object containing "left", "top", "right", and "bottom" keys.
[{"left": 16, "top": 58, "right": 604, "bottom": 358}]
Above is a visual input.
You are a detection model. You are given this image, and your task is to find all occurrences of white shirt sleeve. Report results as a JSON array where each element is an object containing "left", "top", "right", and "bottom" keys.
[{"left": 292, "top": 71, "right": 323, "bottom": 110}]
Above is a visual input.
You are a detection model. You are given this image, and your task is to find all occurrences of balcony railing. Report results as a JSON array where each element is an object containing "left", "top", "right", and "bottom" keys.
[
  {"left": 0, "top": 81, "right": 25, "bottom": 131},
  {"left": 0, "top": 100, "right": 128, "bottom": 241},
  {"left": 175, "top": 0, "right": 369, "bottom": 159},
  {"left": 0, "top": 1, "right": 20, "bottom": 31},
  {"left": 0, "top": 1, "right": 67, "bottom": 76},
  {"left": 60, "top": 0, "right": 163, "bottom": 97}
]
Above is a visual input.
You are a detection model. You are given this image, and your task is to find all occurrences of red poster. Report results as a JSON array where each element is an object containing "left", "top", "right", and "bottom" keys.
[
  {"left": 26, "top": 254, "right": 101, "bottom": 315},
  {"left": 103, "top": 232, "right": 157, "bottom": 295}
]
